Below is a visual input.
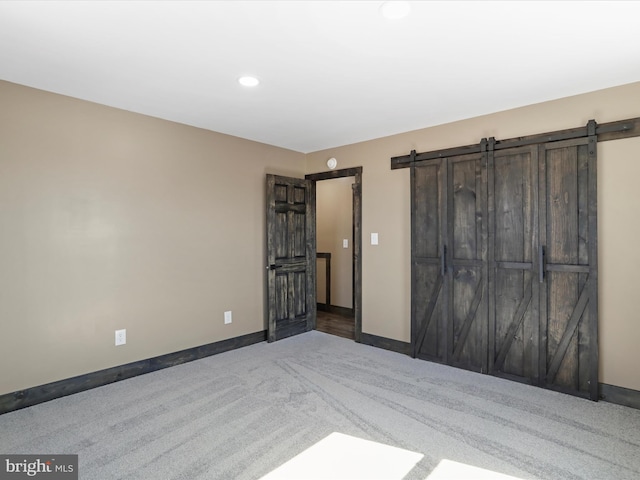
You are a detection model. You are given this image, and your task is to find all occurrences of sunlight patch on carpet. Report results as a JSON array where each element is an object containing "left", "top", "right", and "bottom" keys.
[{"left": 260, "top": 432, "right": 423, "bottom": 479}]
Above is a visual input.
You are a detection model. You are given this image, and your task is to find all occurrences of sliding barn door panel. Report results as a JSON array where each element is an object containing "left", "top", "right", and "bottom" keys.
[
  {"left": 448, "top": 154, "right": 487, "bottom": 372},
  {"left": 489, "top": 146, "right": 539, "bottom": 383},
  {"left": 539, "top": 139, "right": 597, "bottom": 399},
  {"left": 412, "top": 160, "right": 447, "bottom": 361}
]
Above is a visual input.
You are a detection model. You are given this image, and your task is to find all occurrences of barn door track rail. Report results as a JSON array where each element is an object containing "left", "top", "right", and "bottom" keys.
[{"left": 390, "top": 116, "right": 640, "bottom": 169}]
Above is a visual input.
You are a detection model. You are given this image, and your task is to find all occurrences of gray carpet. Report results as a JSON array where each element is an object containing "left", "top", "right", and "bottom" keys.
[{"left": 1, "top": 331, "right": 639, "bottom": 479}]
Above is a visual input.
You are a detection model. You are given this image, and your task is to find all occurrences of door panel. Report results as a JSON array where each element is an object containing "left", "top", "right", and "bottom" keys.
[
  {"left": 412, "top": 160, "right": 447, "bottom": 361},
  {"left": 414, "top": 264, "right": 445, "bottom": 360},
  {"left": 539, "top": 139, "right": 597, "bottom": 399},
  {"left": 494, "top": 270, "right": 535, "bottom": 377},
  {"left": 448, "top": 154, "right": 487, "bottom": 372},
  {"left": 266, "top": 175, "right": 316, "bottom": 342},
  {"left": 451, "top": 159, "right": 481, "bottom": 260},
  {"left": 450, "top": 266, "right": 484, "bottom": 369},
  {"left": 489, "top": 146, "right": 539, "bottom": 382},
  {"left": 414, "top": 163, "right": 442, "bottom": 259}
]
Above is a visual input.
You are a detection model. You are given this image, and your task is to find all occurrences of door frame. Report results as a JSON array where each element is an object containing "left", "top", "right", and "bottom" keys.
[{"left": 306, "top": 167, "right": 363, "bottom": 343}]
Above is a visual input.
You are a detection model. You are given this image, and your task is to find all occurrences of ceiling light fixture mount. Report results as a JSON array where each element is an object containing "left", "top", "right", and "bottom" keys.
[
  {"left": 379, "top": 1, "right": 411, "bottom": 20},
  {"left": 238, "top": 76, "right": 260, "bottom": 87}
]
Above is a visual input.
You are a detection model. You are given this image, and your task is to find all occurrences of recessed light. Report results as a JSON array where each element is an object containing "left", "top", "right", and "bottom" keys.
[
  {"left": 379, "top": 1, "right": 411, "bottom": 20},
  {"left": 238, "top": 76, "right": 260, "bottom": 87}
]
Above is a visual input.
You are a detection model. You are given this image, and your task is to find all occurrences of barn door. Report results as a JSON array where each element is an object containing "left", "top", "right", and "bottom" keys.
[
  {"left": 412, "top": 151, "right": 487, "bottom": 372},
  {"left": 489, "top": 144, "right": 540, "bottom": 383},
  {"left": 538, "top": 136, "right": 598, "bottom": 400},
  {"left": 407, "top": 121, "right": 599, "bottom": 400},
  {"left": 447, "top": 152, "right": 488, "bottom": 373},
  {"left": 266, "top": 175, "right": 316, "bottom": 342},
  {"left": 412, "top": 159, "right": 447, "bottom": 361}
]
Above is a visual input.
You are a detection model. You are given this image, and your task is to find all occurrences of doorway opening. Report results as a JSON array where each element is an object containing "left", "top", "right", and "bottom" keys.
[{"left": 306, "top": 167, "right": 362, "bottom": 342}]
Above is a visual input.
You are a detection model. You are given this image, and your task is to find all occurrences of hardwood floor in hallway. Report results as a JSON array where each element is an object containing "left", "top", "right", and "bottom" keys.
[{"left": 316, "top": 310, "right": 354, "bottom": 340}]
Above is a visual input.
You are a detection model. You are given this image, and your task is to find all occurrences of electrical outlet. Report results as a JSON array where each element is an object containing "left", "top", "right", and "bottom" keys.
[
  {"left": 115, "top": 329, "right": 126, "bottom": 346},
  {"left": 224, "top": 311, "right": 232, "bottom": 325}
]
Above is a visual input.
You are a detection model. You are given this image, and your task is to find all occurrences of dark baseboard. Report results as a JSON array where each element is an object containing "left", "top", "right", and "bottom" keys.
[
  {"left": 599, "top": 383, "right": 640, "bottom": 410},
  {"left": 317, "top": 304, "right": 354, "bottom": 318},
  {"left": 0, "top": 330, "right": 267, "bottom": 416},
  {"left": 360, "top": 332, "right": 411, "bottom": 356},
  {"left": 7, "top": 330, "right": 635, "bottom": 416}
]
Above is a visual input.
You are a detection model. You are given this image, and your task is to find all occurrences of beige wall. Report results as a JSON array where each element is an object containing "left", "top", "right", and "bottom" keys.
[
  {"left": 598, "top": 137, "right": 640, "bottom": 391},
  {"left": 305, "top": 81, "right": 640, "bottom": 391},
  {"left": 0, "top": 80, "right": 305, "bottom": 395},
  {"left": 2, "top": 78, "right": 640, "bottom": 396},
  {"left": 316, "top": 177, "right": 354, "bottom": 308}
]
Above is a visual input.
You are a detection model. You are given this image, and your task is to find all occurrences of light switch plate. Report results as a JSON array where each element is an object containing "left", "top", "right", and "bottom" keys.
[
  {"left": 224, "top": 311, "right": 232, "bottom": 324},
  {"left": 371, "top": 233, "right": 379, "bottom": 245},
  {"left": 343, "top": 239, "right": 349, "bottom": 248}
]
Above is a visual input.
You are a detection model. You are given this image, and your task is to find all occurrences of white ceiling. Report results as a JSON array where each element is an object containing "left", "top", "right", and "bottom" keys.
[{"left": 1, "top": 1, "right": 640, "bottom": 153}]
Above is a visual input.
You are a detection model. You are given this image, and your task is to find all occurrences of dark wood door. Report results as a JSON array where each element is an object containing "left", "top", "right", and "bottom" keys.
[
  {"left": 447, "top": 153, "right": 488, "bottom": 373},
  {"left": 412, "top": 159, "right": 447, "bottom": 361},
  {"left": 266, "top": 175, "right": 316, "bottom": 342},
  {"left": 489, "top": 145, "right": 540, "bottom": 383},
  {"left": 539, "top": 138, "right": 598, "bottom": 400},
  {"left": 412, "top": 152, "right": 487, "bottom": 372}
]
